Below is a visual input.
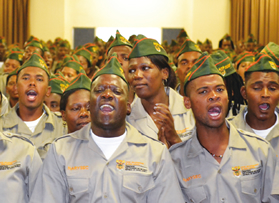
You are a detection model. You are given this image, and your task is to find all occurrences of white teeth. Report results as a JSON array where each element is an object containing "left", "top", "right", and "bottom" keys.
[
  {"left": 100, "top": 104, "right": 114, "bottom": 110},
  {"left": 209, "top": 112, "right": 220, "bottom": 117}
]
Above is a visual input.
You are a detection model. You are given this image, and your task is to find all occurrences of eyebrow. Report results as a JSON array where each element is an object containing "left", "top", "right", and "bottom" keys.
[{"left": 196, "top": 84, "right": 225, "bottom": 91}]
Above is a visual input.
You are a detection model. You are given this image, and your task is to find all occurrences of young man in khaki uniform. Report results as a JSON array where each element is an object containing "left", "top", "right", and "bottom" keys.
[
  {"left": 0, "top": 53, "right": 66, "bottom": 160},
  {"left": 168, "top": 52, "right": 279, "bottom": 202},
  {"left": 30, "top": 54, "right": 184, "bottom": 203},
  {"left": 229, "top": 53, "right": 279, "bottom": 156}
]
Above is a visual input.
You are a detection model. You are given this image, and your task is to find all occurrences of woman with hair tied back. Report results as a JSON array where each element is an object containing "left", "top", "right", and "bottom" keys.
[{"left": 127, "top": 35, "right": 195, "bottom": 148}]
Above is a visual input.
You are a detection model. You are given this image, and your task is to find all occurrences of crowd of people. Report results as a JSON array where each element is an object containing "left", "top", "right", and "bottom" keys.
[{"left": 0, "top": 28, "right": 279, "bottom": 202}]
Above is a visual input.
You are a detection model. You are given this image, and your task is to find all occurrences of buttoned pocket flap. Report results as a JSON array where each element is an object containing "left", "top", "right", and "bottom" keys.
[
  {"left": 241, "top": 173, "right": 261, "bottom": 196},
  {"left": 68, "top": 178, "right": 89, "bottom": 195},
  {"left": 123, "top": 173, "right": 155, "bottom": 194},
  {"left": 183, "top": 186, "right": 206, "bottom": 203}
]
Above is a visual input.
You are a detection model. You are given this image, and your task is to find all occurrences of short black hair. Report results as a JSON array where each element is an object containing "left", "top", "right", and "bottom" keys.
[
  {"left": 60, "top": 88, "right": 90, "bottom": 111},
  {"left": 145, "top": 55, "right": 177, "bottom": 89}
]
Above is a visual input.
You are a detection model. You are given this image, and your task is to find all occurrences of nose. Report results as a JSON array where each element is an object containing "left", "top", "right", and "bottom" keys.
[
  {"left": 133, "top": 69, "right": 143, "bottom": 80},
  {"left": 208, "top": 90, "right": 218, "bottom": 102},
  {"left": 262, "top": 87, "right": 270, "bottom": 98},
  {"left": 101, "top": 89, "right": 113, "bottom": 100},
  {"left": 79, "top": 107, "right": 90, "bottom": 118},
  {"left": 28, "top": 77, "right": 36, "bottom": 86}
]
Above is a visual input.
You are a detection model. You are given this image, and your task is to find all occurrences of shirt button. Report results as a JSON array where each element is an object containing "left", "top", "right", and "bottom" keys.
[
  {"left": 69, "top": 187, "right": 73, "bottom": 192},
  {"left": 218, "top": 169, "right": 222, "bottom": 174},
  {"left": 254, "top": 188, "right": 257, "bottom": 193},
  {"left": 104, "top": 193, "right": 108, "bottom": 198},
  {"left": 221, "top": 197, "right": 225, "bottom": 202},
  {"left": 138, "top": 186, "right": 142, "bottom": 191},
  {"left": 190, "top": 199, "right": 194, "bottom": 203}
]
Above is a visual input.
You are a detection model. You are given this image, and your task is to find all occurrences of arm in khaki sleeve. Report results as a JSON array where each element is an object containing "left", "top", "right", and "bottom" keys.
[
  {"left": 147, "top": 147, "right": 184, "bottom": 203},
  {"left": 29, "top": 143, "right": 69, "bottom": 203},
  {"left": 262, "top": 145, "right": 279, "bottom": 203},
  {"left": 28, "top": 147, "right": 42, "bottom": 200},
  {"left": 271, "top": 156, "right": 279, "bottom": 200}
]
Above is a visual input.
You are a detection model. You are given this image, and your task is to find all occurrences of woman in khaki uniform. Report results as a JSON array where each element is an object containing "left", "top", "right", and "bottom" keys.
[{"left": 127, "top": 35, "right": 195, "bottom": 147}]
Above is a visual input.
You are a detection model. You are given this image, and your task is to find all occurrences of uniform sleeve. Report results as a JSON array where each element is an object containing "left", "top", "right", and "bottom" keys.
[
  {"left": 29, "top": 143, "right": 69, "bottom": 203},
  {"left": 262, "top": 145, "right": 279, "bottom": 203},
  {"left": 147, "top": 147, "right": 184, "bottom": 203},
  {"left": 271, "top": 156, "right": 279, "bottom": 200},
  {"left": 28, "top": 147, "right": 42, "bottom": 199}
]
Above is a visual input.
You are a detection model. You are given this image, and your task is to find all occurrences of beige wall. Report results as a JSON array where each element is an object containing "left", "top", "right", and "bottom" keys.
[{"left": 30, "top": 0, "right": 230, "bottom": 49}]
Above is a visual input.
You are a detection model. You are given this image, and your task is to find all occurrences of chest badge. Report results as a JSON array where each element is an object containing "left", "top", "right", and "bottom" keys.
[
  {"left": 232, "top": 166, "right": 241, "bottom": 177},
  {"left": 116, "top": 160, "right": 125, "bottom": 171}
]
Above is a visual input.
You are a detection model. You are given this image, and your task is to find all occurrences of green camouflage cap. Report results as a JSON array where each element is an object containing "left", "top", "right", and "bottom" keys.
[
  {"left": 211, "top": 50, "right": 235, "bottom": 77},
  {"left": 62, "top": 60, "right": 86, "bottom": 74},
  {"left": 92, "top": 53, "right": 127, "bottom": 85},
  {"left": 6, "top": 48, "right": 23, "bottom": 63},
  {"left": 223, "top": 49, "right": 235, "bottom": 60},
  {"left": 204, "top": 39, "right": 212, "bottom": 45},
  {"left": 246, "top": 34, "right": 256, "bottom": 43},
  {"left": 169, "top": 60, "right": 177, "bottom": 72},
  {"left": 62, "top": 54, "right": 80, "bottom": 65},
  {"left": 177, "top": 29, "right": 188, "bottom": 38},
  {"left": 75, "top": 45, "right": 83, "bottom": 51},
  {"left": 176, "top": 37, "right": 201, "bottom": 58},
  {"left": 197, "top": 40, "right": 203, "bottom": 45},
  {"left": 234, "top": 51, "right": 254, "bottom": 68},
  {"left": 107, "top": 30, "right": 133, "bottom": 54},
  {"left": 54, "top": 37, "right": 62, "bottom": 45},
  {"left": 170, "top": 40, "right": 179, "bottom": 47},
  {"left": 221, "top": 34, "right": 232, "bottom": 41},
  {"left": 245, "top": 53, "right": 279, "bottom": 74},
  {"left": 42, "top": 46, "right": 49, "bottom": 52},
  {"left": 74, "top": 47, "right": 93, "bottom": 67},
  {"left": 6, "top": 68, "right": 18, "bottom": 85},
  {"left": 129, "top": 36, "right": 168, "bottom": 60},
  {"left": 17, "top": 53, "right": 49, "bottom": 76},
  {"left": 54, "top": 61, "right": 63, "bottom": 73},
  {"left": 84, "top": 43, "right": 99, "bottom": 54},
  {"left": 0, "top": 36, "right": 7, "bottom": 46},
  {"left": 108, "top": 35, "right": 114, "bottom": 42},
  {"left": 49, "top": 76, "right": 69, "bottom": 95},
  {"left": 183, "top": 52, "right": 222, "bottom": 94},
  {"left": 24, "top": 37, "right": 44, "bottom": 54},
  {"left": 261, "top": 42, "right": 279, "bottom": 67},
  {"left": 64, "top": 73, "right": 91, "bottom": 93},
  {"left": 58, "top": 40, "right": 70, "bottom": 48}
]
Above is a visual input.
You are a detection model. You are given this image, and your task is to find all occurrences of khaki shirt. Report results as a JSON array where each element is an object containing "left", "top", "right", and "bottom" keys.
[
  {"left": 127, "top": 87, "right": 195, "bottom": 141},
  {"left": 228, "top": 106, "right": 279, "bottom": 156},
  {"left": 0, "top": 131, "right": 42, "bottom": 202},
  {"left": 30, "top": 123, "right": 184, "bottom": 203},
  {"left": 0, "top": 103, "right": 67, "bottom": 159},
  {"left": 170, "top": 120, "right": 278, "bottom": 202},
  {"left": 0, "top": 92, "right": 9, "bottom": 117},
  {"left": 0, "top": 73, "right": 7, "bottom": 97}
]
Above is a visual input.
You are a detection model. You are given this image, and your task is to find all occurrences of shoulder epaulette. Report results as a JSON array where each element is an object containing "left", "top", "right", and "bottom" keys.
[
  {"left": 53, "top": 111, "right": 62, "bottom": 117},
  {"left": 237, "top": 128, "right": 269, "bottom": 144},
  {"left": 55, "top": 134, "right": 71, "bottom": 142},
  {"left": 3, "top": 131, "right": 34, "bottom": 146}
]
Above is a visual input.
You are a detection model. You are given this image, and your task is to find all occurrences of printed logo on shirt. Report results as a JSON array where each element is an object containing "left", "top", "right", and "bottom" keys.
[
  {"left": 68, "top": 166, "right": 89, "bottom": 171},
  {"left": 176, "top": 128, "right": 191, "bottom": 138},
  {"left": 232, "top": 164, "right": 261, "bottom": 177},
  {"left": 183, "top": 174, "right": 201, "bottom": 182},
  {"left": 116, "top": 160, "right": 125, "bottom": 171},
  {"left": 0, "top": 160, "right": 21, "bottom": 170},
  {"left": 116, "top": 160, "right": 148, "bottom": 172}
]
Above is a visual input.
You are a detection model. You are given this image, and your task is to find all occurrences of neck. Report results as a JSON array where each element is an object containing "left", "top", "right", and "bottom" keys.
[
  {"left": 91, "top": 124, "right": 126, "bottom": 138},
  {"left": 9, "top": 98, "right": 18, "bottom": 108},
  {"left": 128, "top": 88, "right": 135, "bottom": 104},
  {"left": 17, "top": 103, "right": 44, "bottom": 121},
  {"left": 141, "top": 87, "right": 169, "bottom": 115},
  {"left": 246, "top": 112, "right": 277, "bottom": 130},
  {"left": 179, "top": 84, "right": 184, "bottom": 96},
  {"left": 196, "top": 122, "right": 229, "bottom": 156}
]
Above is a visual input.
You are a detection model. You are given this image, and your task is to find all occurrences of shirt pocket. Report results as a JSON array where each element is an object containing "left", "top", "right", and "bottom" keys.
[
  {"left": 183, "top": 186, "right": 207, "bottom": 203},
  {"left": 241, "top": 172, "right": 261, "bottom": 196},
  {"left": 67, "top": 177, "right": 89, "bottom": 201},
  {"left": 123, "top": 173, "right": 155, "bottom": 194}
]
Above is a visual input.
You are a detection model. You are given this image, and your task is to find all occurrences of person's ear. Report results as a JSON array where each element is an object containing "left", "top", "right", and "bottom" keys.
[
  {"left": 184, "top": 96, "right": 191, "bottom": 109},
  {"left": 161, "top": 68, "right": 169, "bottom": 81},
  {"left": 126, "top": 102, "right": 131, "bottom": 115},
  {"left": 240, "top": 86, "right": 247, "bottom": 100},
  {"left": 61, "top": 110, "right": 66, "bottom": 121}
]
